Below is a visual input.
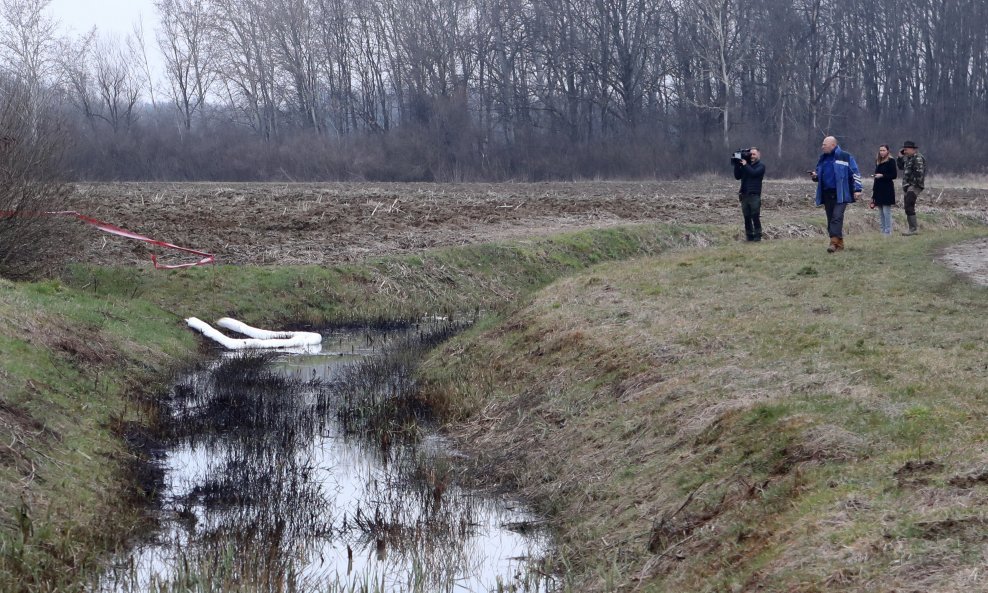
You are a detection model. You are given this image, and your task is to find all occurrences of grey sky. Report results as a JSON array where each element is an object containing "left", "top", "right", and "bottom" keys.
[
  {"left": 48, "top": 0, "right": 158, "bottom": 38},
  {"left": 48, "top": 0, "right": 164, "bottom": 77}
]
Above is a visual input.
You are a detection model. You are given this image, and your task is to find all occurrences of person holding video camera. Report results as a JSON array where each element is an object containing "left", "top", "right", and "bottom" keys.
[
  {"left": 733, "top": 147, "right": 765, "bottom": 242},
  {"left": 895, "top": 140, "right": 926, "bottom": 235},
  {"left": 808, "top": 136, "right": 863, "bottom": 253}
]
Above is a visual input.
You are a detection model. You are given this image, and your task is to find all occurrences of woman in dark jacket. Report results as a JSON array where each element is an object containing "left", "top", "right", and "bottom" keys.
[{"left": 871, "top": 144, "right": 898, "bottom": 235}]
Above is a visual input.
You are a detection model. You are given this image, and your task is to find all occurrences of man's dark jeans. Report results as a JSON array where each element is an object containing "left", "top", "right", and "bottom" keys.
[
  {"left": 821, "top": 189, "right": 846, "bottom": 238},
  {"left": 740, "top": 192, "right": 762, "bottom": 241}
]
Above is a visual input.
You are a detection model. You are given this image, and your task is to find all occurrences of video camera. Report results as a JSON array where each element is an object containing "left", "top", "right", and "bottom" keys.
[{"left": 731, "top": 148, "right": 752, "bottom": 166}]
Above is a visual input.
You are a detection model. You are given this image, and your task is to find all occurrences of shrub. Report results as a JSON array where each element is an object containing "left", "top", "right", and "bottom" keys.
[{"left": 0, "top": 78, "right": 79, "bottom": 280}]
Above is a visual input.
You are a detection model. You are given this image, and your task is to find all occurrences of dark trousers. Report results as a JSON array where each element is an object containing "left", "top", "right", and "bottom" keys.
[
  {"left": 740, "top": 193, "right": 762, "bottom": 241},
  {"left": 821, "top": 190, "right": 846, "bottom": 238},
  {"left": 903, "top": 187, "right": 922, "bottom": 216}
]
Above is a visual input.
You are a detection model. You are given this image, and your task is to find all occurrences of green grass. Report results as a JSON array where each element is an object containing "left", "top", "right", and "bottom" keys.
[
  {"left": 60, "top": 223, "right": 706, "bottom": 328},
  {"left": 0, "top": 222, "right": 703, "bottom": 593},
  {"left": 2, "top": 213, "right": 985, "bottom": 592},
  {"left": 0, "top": 275, "right": 197, "bottom": 592},
  {"left": 418, "top": 229, "right": 988, "bottom": 592}
]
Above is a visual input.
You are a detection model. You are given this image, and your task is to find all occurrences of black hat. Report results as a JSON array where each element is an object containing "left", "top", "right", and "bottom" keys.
[{"left": 902, "top": 140, "right": 918, "bottom": 149}]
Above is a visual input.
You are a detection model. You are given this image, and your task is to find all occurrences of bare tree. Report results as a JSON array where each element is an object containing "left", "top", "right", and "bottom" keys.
[
  {"left": 156, "top": 0, "right": 216, "bottom": 131},
  {"left": 9, "top": 0, "right": 988, "bottom": 180},
  {"left": 680, "top": 0, "right": 749, "bottom": 148},
  {"left": 797, "top": 0, "right": 842, "bottom": 135},
  {"left": 269, "top": 0, "right": 322, "bottom": 131},
  {"left": 90, "top": 34, "right": 145, "bottom": 133},
  {"left": 212, "top": 0, "right": 281, "bottom": 140},
  {"left": 130, "top": 17, "right": 160, "bottom": 110},
  {"left": 0, "top": 0, "right": 59, "bottom": 134},
  {"left": 598, "top": 0, "right": 659, "bottom": 126},
  {"left": 312, "top": 0, "right": 364, "bottom": 135},
  {"left": 60, "top": 31, "right": 102, "bottom": 129}
]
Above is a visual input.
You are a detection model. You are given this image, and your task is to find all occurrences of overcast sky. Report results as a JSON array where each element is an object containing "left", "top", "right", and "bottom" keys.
[
  {"left": 48, "top": 0, "right": 158, "bottom": 38},
  {"left": 48, "top": 0, "right": 164, "bottom": 75}
]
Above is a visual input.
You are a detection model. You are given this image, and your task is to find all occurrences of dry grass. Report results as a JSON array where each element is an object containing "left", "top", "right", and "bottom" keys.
[
  {"left": 0, "top": 220, "right": 707, "bottom": 591},
  {"left": 419, "top": 228, "right": 988, "bottom": 592},
  {"left": 919, "top": 174, "right": 988, "bottom": 189}
]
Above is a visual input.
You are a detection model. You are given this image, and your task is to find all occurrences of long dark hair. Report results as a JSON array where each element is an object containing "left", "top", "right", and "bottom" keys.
[{"left": 876, "top": 144, "right": 891, "bottom": 164}]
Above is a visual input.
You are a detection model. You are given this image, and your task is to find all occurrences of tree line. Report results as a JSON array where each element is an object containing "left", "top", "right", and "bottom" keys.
[{"left": 2, "top": 0, "right": 987, "bottom": 181}]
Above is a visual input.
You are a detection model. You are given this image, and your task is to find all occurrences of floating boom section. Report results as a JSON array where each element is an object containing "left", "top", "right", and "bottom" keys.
[
  {"left": 216, "top": 317, "right": 322, "bottom": 345},
  {"left": 186, "top": 317, "right": 322, "bottom": 352}
]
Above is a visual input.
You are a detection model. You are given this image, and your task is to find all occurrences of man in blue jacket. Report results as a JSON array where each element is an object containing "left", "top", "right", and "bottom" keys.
[
  {"left": 809, "top": 136, "right": 863, "bottom": 252},
  {"left": 733, "top": 147, "right": 765, "bottom": 242}
]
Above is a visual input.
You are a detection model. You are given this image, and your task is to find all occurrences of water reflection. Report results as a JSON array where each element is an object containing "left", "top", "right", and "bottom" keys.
[{"left": 100, "top": 328, "right": 554, "bottom": 593}]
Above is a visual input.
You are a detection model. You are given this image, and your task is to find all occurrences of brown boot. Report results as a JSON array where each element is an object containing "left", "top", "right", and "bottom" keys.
[
  {"left": 835, "top": 237, "right": 845, "bottom": 251},
  {"left": 827, "top": 237, "right": 839, "bottom": 253}
]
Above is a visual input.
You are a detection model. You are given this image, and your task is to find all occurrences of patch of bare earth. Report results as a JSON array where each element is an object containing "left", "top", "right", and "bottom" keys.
[{"left": 940, "top": 238, "right": 988, "bottom": 287}]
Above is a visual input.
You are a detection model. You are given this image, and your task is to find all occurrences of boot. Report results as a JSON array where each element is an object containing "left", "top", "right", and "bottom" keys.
[
  {"left": 902, "top": 215, "right": 918, "bottom": 235},
  {"left": 827, "top": 237, "right": 839, "bottom": 253},
  {"left": 835, "top": 237, "right": 845, "bottom": 251}
]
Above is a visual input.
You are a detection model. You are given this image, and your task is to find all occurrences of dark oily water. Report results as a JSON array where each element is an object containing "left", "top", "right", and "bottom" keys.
[{"left": 100, "top": 328, "right": 554, "bottom": 593}]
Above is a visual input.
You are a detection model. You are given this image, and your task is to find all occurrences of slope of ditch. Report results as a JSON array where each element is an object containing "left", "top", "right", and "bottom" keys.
[
  {"left": 0, "top": 223, "right": 702, "bottom": 592},
  {"left": 3, "top": 185, "right": 986, "bottom": 591},
  {"left": 0, "top": 277, "right": 197, "bottom": 592},
  {"left": 419, "top": 230, "right": 988, "bottom": 592}
]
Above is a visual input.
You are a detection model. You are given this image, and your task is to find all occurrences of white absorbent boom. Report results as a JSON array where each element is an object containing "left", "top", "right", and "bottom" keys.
[{"left": 186, "top": 317, "right": 322, "bottom": 351}]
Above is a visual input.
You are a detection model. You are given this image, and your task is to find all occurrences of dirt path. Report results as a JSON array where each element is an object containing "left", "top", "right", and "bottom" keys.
[{"left": 941, "top": 238, "right": 988, "bottom": 287}]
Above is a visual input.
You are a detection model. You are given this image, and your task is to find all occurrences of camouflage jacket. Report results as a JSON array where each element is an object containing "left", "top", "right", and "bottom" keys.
[{"left": 896, "top": 152, "right": 927, "bottom": 190}]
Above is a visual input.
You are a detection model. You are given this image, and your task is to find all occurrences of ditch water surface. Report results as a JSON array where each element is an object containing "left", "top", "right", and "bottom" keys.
[{"left": 100, "top": 327, "right": 554, "bottom": 593}]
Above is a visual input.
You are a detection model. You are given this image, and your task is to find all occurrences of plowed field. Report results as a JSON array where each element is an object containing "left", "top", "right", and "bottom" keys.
[{"left": 70, "top": 180, "right": 988, "bottom": 267}]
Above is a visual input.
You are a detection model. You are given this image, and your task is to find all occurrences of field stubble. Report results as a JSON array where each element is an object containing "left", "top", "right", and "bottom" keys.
[{"left": 70, "top": 180, "right": 988, "bottom": 267}]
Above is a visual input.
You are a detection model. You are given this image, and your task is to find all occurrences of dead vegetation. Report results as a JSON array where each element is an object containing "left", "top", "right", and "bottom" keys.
[
  {"left": 68, "top": 180, "right": 988, "bottom": 267},
  {"left": 2, "top": 176, "right": 985, "bottom": 591},
  {"left": 0, "top": 79, "right": 80, "bottom": 280},
  {"left": 418, "top": 229, "right": 988, "bottom": 592}
]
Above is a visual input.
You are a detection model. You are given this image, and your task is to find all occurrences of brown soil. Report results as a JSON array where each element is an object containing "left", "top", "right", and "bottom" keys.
[
  {"left": 940, "top": 238, "right": 988, "bottom": 287},
  {"left": 68, "top": 180, "right": 988, "bottom": 267}
]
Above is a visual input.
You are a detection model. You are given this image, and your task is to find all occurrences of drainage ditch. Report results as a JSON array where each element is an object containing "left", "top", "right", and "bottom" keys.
[{"left": 99, "top": 324, "right": 554, "bottom": 593}]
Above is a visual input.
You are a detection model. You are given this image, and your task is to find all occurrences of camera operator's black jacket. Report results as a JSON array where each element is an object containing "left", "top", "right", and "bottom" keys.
[{"left": 734, "top": 160, "right": 765, "bottom": 195}]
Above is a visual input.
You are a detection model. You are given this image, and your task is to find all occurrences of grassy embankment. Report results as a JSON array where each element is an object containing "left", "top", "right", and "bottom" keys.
[
  {"left": 0, "top": 277, "right": 194, "bottom": 592},
  {"left": 419, "top": 229, "right": 988, "bottom": 592},
  {"left": 0, "top": 222, "right": 703, "bottom": 592}
]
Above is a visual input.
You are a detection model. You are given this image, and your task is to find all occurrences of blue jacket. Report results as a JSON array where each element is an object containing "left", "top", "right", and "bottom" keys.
[{"left": 815, "top": 146, "right": 862, "bottom": 205}]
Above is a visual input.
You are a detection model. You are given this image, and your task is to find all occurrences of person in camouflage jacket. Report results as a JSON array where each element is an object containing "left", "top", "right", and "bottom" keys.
[{"left": 895, "top": 140, "right": 926, "bottom": 235}]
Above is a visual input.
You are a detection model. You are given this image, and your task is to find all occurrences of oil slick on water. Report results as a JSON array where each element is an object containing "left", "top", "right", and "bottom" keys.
[{"left": 99, "top": 327, "right": 555, "bottom": 593}]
